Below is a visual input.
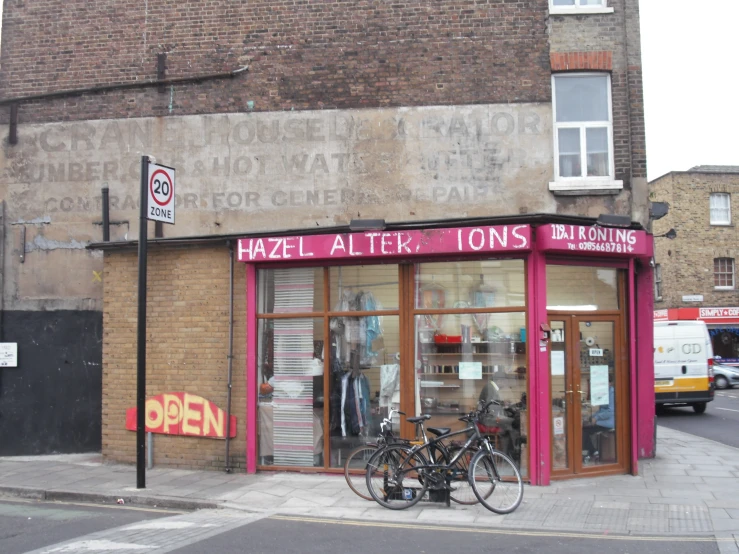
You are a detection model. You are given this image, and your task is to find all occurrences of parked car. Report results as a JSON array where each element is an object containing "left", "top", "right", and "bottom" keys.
[{"left": 713, "top": 363, "right": 739, "bottom": 390}]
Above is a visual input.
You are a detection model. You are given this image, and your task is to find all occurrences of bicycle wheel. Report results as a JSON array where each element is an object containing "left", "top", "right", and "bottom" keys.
[
  {"left": 366, "top": 444, "right": 428, "bottom": 510},
  {"left": 468, "top": 448, "right": 523, "bottom": 514},
  {"left": 446, "top": 445, "right": 479, "bottom": 505},
  {"left": 344, "top": 443, "right": 379, "bottom": 501}
]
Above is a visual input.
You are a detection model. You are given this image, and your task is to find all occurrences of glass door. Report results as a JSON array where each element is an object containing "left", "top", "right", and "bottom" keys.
[{"left": 549, "top": 315, "right": 626, "bottom": 476}]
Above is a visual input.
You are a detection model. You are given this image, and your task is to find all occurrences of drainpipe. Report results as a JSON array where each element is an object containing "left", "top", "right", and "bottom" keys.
[
  {"left": 102, "top": 187, "right": 110, "bottom": 241},
  {"left": 224, "top": 241, "right": 235, "bottom": 472}
]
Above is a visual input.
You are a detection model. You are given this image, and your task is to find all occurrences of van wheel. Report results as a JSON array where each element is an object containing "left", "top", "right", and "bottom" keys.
[
  {"left": 692, "top": 402, "right": 707, "bottom": 414},
  {"left": 656, "top": 405, "right": 666, "bottom": 415}
]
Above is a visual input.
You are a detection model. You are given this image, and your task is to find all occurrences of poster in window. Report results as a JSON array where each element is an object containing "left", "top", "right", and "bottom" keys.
[{"left": 590, "top": 365, "right": 609, "bottom": 406}]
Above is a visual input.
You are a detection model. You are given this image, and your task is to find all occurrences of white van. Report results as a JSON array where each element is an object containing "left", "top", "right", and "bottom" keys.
[{"left": 654, "top": 321, "right": 714, "bottom": 414}]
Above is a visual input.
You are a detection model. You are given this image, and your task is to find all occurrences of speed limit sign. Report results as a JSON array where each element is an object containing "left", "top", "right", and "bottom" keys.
[{"left": 147, "top": 162, "right": 175, "bottom": 224}]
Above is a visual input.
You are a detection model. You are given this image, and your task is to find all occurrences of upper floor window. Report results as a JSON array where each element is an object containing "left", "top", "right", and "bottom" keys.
[
  {"left": 714, "top": 257, "right": 735, "bottom": 289},
  {"left": 654, "top": 264, "right": 662, "bottom": 301},
  {"left": 552, "top": 74, "right": 616, "bottom": 186},
  {"left": 710, "top": 193, "right": 731, "bottom": 225},
  {"left": 550, "top": 0, "right": 614, "bottom": 14}
]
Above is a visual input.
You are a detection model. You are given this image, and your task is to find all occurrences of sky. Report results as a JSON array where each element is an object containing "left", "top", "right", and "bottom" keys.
[
  {"left": 0, "top": 2, "right": 734, "bottom": 183},
  {"left": 640, "top": 1, "right": 739, "bottom": 181}
]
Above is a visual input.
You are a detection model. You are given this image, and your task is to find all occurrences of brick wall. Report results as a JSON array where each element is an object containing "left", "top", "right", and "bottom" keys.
[
  {"left": 103, "top": 245, "right": 247, "bottom": 470},
  {"left": 652, "top": 171, "right": 739, "bottom": 309},
  {"left": 1, "top": 0, "right": 551, "bottom": 123}
]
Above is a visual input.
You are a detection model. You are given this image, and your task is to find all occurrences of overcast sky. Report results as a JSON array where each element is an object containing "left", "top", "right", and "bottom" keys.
[{"left": 640, "top": 2, "right": 739, "bottom": 181}]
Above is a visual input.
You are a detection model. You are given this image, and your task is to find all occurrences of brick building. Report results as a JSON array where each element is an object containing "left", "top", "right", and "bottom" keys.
[
  {"left": 652, "top": 166, "right": 739, "bottom": 364},
  {"left": 0, "top": 0, "right": 653, "bottom": 485}
]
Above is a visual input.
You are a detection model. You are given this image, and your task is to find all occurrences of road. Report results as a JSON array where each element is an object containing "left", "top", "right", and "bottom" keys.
[
  {"left": 656, "top": 389, "right": 739, "bottom": 448},
  {"left": 0, "top": 498, "right": 173, "bottom": 554},
  {"left": 0, "top": 499, "right": 722, "bottom": 554}
]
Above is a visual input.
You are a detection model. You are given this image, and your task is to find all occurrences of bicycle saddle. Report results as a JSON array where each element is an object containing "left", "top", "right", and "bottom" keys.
[
  {"left": 406, "top": 415, "right": 432, "bottom": 423},
  {"left": 427, "top": 427, "right": 451, "bottom": 437}
]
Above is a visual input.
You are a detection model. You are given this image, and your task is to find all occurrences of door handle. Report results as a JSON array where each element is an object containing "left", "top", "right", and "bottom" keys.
[{"left": 559, "top": 390, "right": 574, "bottom": 394}]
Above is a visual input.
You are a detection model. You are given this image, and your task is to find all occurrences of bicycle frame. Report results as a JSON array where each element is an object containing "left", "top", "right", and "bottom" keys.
[{"left": 397, "top": 410, "right": 504, "bottom": 486}]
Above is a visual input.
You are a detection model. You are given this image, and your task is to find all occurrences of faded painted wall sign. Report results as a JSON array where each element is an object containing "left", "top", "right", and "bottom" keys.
[
  {"left": 2, "top": 104, "right": 554, "bottom": 237},
  {"left": 125, "top": 392, "right": 237, "bottom": 439},
  {"left": 537, "top": 224, "right": 652, "bottom": 258},
  {"left": 237, "top": 224, "right": 531, "bottom": 262}
]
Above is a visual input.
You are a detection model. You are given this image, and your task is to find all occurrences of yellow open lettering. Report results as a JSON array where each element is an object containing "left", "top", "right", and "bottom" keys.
[{"left": 181, "top": 393, "right": 203, "bottom": 435}]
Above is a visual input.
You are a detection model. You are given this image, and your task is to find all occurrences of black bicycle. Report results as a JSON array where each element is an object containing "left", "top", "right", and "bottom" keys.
[
  {"left": 344, "top": 409, "right": 478, "bottom": 504},
  {"left": 364, "top": 400, "right": 524, "bottom": 514}
]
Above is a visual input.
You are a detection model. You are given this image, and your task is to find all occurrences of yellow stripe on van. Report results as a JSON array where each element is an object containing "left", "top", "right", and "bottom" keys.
[{"left": 654, "top": 376, "right": 710, "bottom": 394}]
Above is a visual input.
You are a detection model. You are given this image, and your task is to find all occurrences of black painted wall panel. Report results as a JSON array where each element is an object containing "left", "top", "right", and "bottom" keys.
[{"left": 0, "top": 310, "right": 102, "bottom": 455}]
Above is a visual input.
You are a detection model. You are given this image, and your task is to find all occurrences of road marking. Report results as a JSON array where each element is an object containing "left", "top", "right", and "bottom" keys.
[
  {"left": 715, "top": 407, "right": 739, "bottom": 413},
  {"left": 43, "top": 539, "right": 152, "bottom": 552},
  {"left": 269, "top": 515, "right": 728, "bottom": 542}
]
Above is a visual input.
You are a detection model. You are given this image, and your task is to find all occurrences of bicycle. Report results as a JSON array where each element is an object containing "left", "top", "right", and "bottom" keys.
[
  {"left": 344, "top": 409, "right": 408, "bottom": 501},
  {"left": 344, "top": 409, "right": 477, "bottom": 504},
  {"left": 364, "top": 400, "right": 524, "bottom": 514}
]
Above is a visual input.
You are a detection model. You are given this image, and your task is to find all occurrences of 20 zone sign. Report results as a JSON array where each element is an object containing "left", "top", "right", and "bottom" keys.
[{"left": 147, "top": 162, "right": 175, "bottom": 224}]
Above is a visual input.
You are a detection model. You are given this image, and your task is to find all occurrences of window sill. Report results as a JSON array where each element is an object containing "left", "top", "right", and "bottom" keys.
[
  {"left": 710, "top": 222, "right": 733, "bottom": 227},
  {"left": 549, "top": 179, "right": 623, "bottom": 196},
  {"left": 714, "top": 287, "right": 735, "bottom": 291},
  {"left": 550, "top": 7, "right": 614, "bottom": 15}
]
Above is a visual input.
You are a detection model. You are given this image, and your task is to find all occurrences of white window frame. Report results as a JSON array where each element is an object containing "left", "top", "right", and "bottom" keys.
[
  {"left": 549, "top": 73, "right": 623, "bottom": 193},
  {"left": 714, "top": 257, "right": 735, "bottom": 290},
  {"left": 710, "top": 192, "right": 731, "bottom": 226},
  {"left": 549, "top": 0, "right": 614, "bottom": 15},
  {"left": 654, "top": 263, "right": 662, "bottom": 301}
]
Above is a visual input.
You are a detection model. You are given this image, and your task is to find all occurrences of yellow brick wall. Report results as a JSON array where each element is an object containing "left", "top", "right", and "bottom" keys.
[
  {"left": 651, "top": 172, "right": 739, "bottom": 308},
  {"left": 102, "top": 245, "right": 247, "bottom": 471}
]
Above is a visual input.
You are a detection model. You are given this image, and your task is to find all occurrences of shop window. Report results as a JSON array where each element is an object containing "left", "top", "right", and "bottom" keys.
[
  {"left": 550, "top": 74, "right": 621, "bottom": 193},
  {"left": 257, "top": 317, "right": 325, "bottom": 468},
  {"left": 549, "top": 0, "right": 613, "bottom": 14},
  {"left": 714, "top": 258, "right": 735, "bottom": 290},
  {"left": 257, "top": 265, "right": 400, "bottom": 469},
  {"left": 414, "top": 260, "right": 528, "bottom": 476},
  {"left": 654, "top": 264, "right": 662, "bottom": 302},
  {"left": 546, "top": 265, "right": 620, "bottom": 311},
  {"left": 710, "top": 193, "right": 731, "bottom": 225},
  {"left": 257, "top": 267, "right": 324, "bottom": 314},
  {"left": 414, "top": 260, "right": 525, "bottom": 310}
]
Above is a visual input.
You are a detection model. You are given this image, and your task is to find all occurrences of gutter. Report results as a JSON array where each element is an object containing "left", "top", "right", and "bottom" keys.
[{"left": 87, "top": 213, "right": 647, "bottom": 252}]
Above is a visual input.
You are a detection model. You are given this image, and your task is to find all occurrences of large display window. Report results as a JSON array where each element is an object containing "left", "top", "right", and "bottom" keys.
[
  {"left": 413, "top": 260, "right": 528, "bottom": 477},
  {"left": 255, "top": 259, "right": 529, "bottom": 475}
]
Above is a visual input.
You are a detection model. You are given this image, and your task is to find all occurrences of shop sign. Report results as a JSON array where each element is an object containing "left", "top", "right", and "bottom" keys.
[
  {"left": 238, "top": 224, "right": 531, "bottom": 262},
  {"left": 537, "top": 224, "right": 652, "bottom": 257},
  {"left": 653, "top": 309, "right": 669, "bottom": 321},
  {"left": 125, "top": 392, "right": 237, "bottom": 439},
  {"left": 700, "top": 307, "right": 739, "bottom": 320}
]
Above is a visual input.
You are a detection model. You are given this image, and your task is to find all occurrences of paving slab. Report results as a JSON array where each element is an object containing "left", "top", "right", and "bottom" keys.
[{"left": 1, "top": 426, "right": 739, "bottom": 543}]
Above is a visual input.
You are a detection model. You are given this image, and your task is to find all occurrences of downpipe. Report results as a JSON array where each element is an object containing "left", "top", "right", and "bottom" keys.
[{"left": 224, "top": 241, "right": 235, "bottom": 472}]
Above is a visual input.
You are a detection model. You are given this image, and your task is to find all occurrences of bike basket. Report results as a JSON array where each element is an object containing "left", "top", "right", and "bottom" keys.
[{"left": 476, "top": 422, "right": 502, "bottom": 435}]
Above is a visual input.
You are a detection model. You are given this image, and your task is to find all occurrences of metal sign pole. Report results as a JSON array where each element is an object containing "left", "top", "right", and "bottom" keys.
[{"left": 136, "top": 155, "right": 149, "bottom": 489}]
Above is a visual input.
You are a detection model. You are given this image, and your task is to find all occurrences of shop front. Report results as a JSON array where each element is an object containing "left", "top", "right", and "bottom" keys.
[{"left": 239, "top": 221, "right": 654, "bottom": 485}]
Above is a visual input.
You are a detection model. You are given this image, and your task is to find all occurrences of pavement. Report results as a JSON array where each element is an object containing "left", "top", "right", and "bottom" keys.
[{"left": 1, "top": 426, "right": 739, "bottom": 551}]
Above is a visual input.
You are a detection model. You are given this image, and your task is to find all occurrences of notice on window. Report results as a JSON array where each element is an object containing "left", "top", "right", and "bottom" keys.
[
  {"left": 590, "top": 365, "right": 609, "bottom": 406},
  {"left": 459, "top": 362, "right": 482, "bottom": 380},
  {"left": 550, "top": 351, "right": 565, "bottom": 376}
]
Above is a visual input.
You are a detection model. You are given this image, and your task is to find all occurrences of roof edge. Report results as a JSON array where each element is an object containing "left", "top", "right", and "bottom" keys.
[{"left": 87, "top": 213, "right": 645, "bottom": 251}]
